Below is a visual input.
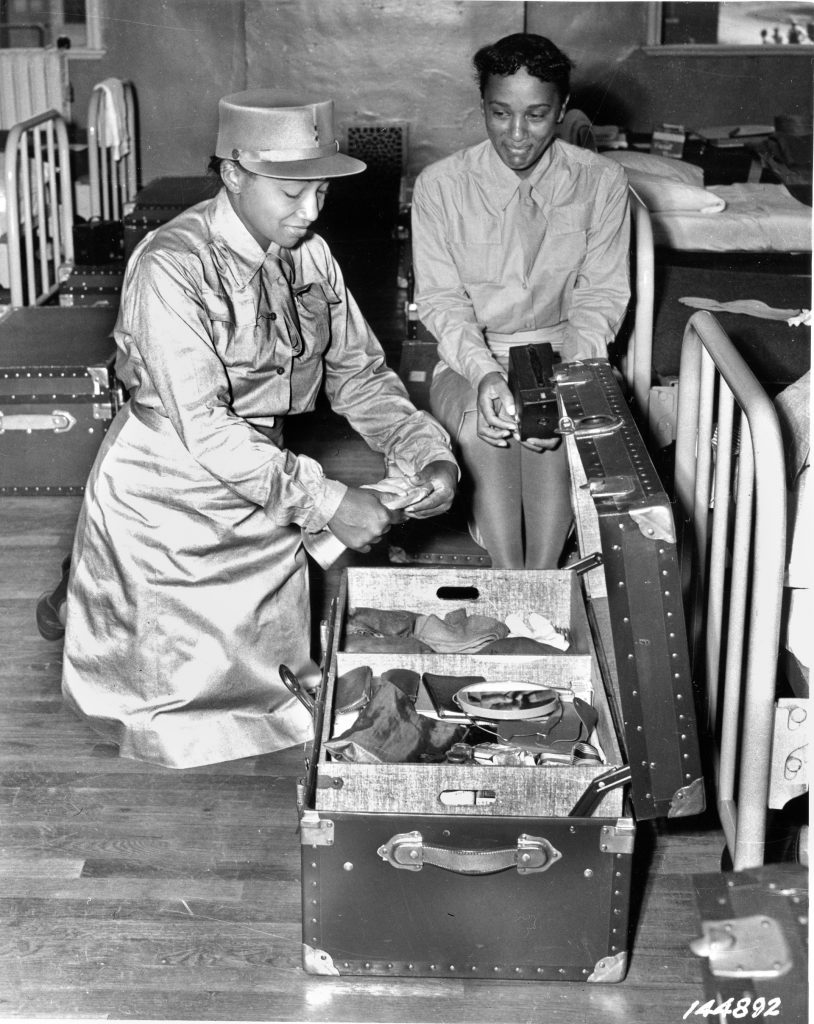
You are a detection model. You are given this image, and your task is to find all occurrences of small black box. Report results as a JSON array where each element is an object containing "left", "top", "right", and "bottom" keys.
[{"left": 508, "top": 342, "right": 559, "bottom": 441}]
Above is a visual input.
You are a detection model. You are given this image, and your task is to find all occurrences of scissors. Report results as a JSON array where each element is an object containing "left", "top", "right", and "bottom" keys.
[{"left": 279, "top": 664, "right": 316, "bottom": 714}]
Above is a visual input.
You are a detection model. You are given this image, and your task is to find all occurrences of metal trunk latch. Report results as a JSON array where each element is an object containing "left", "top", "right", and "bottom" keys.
[
  {"left": 690, "top": 915, "right": 793, "bottom": 978},
  {"left": 300, "top": 810, "right": 334, "bottom": 846}
]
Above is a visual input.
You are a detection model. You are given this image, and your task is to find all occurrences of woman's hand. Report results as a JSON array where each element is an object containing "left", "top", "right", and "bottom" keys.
[
  {"left": 402, "top": 460, "right": 458, "bottom": 519},
  {"left": 521, "top": 435, "right": 561, "bottom": 452},
  {"left": 476, "top": 371, "right": 517, "bottom": 447},
  {"left": 327, "top": 487, "right": 402, "bottom": 552}
]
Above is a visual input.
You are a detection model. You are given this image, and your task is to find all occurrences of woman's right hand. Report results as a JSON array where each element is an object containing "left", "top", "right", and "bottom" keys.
[
  {"left": 327, "top": 486, "right": 402, "bottom": 552},
  {"left": 476, "top": 371, "right": 518, "bottom": 447}
]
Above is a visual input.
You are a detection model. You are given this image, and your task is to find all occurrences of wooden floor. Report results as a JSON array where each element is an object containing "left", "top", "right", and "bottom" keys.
[{"left": 0, "top": 239, "right": 785, "bottom": 1022}]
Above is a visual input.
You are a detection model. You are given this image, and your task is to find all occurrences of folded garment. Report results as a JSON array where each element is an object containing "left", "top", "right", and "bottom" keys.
[
  {"left": 335, "top": 665, "right": 373, "bottom": 714},
  {"left": 505, "top": 611, "right": 570, "bottom": 651},
  {"left": 326, "top": 678, "right": 465, "bottom": 764},
  {"left": 678, "top": 296, "right": 804, "bottom": 321},
  {"left": 480, "top": 636, "right": 565, "bottom": 655},
  {"left": 345, "top": 607, "right": 419, "bottom": 638},
  {"left": 380, "top": 667, "right": 421, "bottom": 701},
  {"left": 413, "top": 607, "right": 509, "bottom": 653},
  {"left": 343, "top": 635, "right": 433, "bottom": 654}
]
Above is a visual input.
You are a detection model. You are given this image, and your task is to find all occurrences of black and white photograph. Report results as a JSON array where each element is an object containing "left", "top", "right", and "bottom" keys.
[{"left": 0, "top": 1, "right": 810, "bottom": 1022}]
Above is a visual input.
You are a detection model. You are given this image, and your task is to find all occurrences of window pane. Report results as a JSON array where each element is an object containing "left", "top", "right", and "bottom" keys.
[
  {"left": 718, "top": 2, "right": 812, "bottom": 45},
  {"left": 0, "top": 0, "right": 88, "bottom": 48},
  {"left": 662, "top": 2, "right": 719, "bottom": 44},
  {"left": 661, "top": 1, "right": 813, "bottom": 45}
]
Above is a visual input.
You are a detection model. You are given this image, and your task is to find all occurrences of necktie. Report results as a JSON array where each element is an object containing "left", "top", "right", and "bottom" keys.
[
  {"left": 516, "top": 179, "right": 545, "bottom": 274},
  {"left": 265, "top": 248, "right": 301, "bottom": 354}
]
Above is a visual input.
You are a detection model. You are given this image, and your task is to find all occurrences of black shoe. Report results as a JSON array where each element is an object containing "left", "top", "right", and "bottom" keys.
[{"left": 36, "top": 555, "right": 71, "bottom": 641}]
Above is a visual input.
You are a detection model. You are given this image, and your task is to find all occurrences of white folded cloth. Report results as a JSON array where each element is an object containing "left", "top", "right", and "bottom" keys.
[
  {"left": 96, "top": 78, "right": 130, "bottom": 161},
  {"left": 302, "top": 473, "right": 432, "bottom": 569},
  {"left": 505, "top": 611, "right": 570, "bottom": 651},
  {"left": 678, "top": 297, "right": 806, "bottom": 322}
]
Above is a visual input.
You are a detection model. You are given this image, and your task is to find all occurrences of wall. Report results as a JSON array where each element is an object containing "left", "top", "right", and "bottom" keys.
[
  {"left": 524, "top": 2, "right": 813, "bottom": 131},
  {"left": 244, "top": 0, "right": 522, "bottom": 178},
  {"left": 68, "top": 0, "right": 248, "bottom": 181},
  {"left": 65, "top": 0, "right": 812, "bottom": 185}
]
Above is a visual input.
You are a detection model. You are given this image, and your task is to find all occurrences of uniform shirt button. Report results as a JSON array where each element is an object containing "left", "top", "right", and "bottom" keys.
[
  {"left": 269, "top": 312, "right": 277, "bottom": 321},
  {"left": 276, "top": 366, "right": 285, "bottom": 375}
]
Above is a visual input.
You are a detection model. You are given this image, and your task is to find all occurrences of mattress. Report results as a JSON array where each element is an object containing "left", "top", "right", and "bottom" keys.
[{"left": 650, "top": 183, "right": 812, "bottom": 253}]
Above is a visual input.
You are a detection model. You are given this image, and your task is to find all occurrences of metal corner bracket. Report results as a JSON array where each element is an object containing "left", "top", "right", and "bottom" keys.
[
  {"left": 588, "top": 950, "right": 627, "bottom": 982},
  {"left": 629, "top": 505, "right": 676, "bottom": 543},
  {"left": 303, "top": 943, "right": 340, "bottom": 975},
  {"left": 668, "top": 777, "right": 705, "bottom": 818},
  {"left": 600, "top": 818, "right": 635, "bottom": 855}
]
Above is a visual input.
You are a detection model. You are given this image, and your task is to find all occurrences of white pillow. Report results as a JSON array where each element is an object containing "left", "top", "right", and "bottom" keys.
[
  {"left": 604, "top": 149, "right": 704, "bottom": 187},
  {"left": 625, "top": 171, "right": 726, "bottom": 213}
]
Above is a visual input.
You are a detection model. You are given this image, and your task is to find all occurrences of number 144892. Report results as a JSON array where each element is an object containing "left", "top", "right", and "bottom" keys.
[{"left": 683, "top": 998, "right": 782, "bottom": 1019}]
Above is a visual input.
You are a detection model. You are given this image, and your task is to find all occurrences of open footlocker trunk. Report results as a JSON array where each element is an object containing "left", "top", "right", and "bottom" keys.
[{"left": 296, "top": 357, "right": 706, "bottom": 982}]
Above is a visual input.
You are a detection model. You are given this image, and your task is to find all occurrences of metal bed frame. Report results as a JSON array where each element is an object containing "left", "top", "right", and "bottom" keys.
[
  {"left": 622, "top": 191, "right": 655, "bottom": 421},
  {"left": 674, "top": 310, "right": 791, "bottom": 870},
  {"left": 3, "top": 108, "right": 74, "bottom": 306},
  {"left": 86, "top": 79, "right": 138, "bottom": 221}
]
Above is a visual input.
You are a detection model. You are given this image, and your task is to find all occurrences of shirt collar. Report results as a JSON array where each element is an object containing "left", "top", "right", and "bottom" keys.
[
  {"left": 206, "top": 188, "right": 295, "bottom": 289},
  {"left": 485, "top": 139, "right": 559, "bottom": 209}
]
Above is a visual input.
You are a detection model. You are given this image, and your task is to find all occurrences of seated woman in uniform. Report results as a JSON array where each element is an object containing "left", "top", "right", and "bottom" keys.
[
  {"left": 411, "top": 33, "right": 630, "bottom": 569},
  {"left": 58, "top": 91, "right": 458, "bottom": 770}
]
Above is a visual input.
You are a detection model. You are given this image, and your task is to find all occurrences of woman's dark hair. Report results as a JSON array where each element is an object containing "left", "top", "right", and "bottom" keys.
[{"left": 473, "top": 33, "right": 573, "bottom": 102}]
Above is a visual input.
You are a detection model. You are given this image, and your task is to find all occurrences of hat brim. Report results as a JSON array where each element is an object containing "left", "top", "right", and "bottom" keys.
[{"left": 240, "top": 152, "right": 366, "bottom": 180}]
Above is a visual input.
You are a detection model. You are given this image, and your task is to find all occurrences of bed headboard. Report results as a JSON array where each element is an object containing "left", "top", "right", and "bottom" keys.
[{"left": 3, "top": 108, "right": 74, "bottom": 306}]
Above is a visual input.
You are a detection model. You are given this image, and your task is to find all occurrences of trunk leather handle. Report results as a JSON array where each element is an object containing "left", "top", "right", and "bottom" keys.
[
  {"left": 376, "top": 830, "right": 562, "bottom": 875},
  {"left": 0, "top": 410, "right": 76, "bottom": 433}
]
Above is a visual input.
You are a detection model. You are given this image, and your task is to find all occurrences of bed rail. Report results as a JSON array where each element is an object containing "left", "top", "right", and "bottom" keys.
[
  {"left": 4, "top": 108, "right": 74, "bottom": 306},
  {"left": 86, "top": 79, "right": 138, "bottom": 221},
  {"left": 624, "top": 191, "right": 655, "bottom": 420},
  {"left": 674, "top": 310, "right": 788, "bottom": 870}
]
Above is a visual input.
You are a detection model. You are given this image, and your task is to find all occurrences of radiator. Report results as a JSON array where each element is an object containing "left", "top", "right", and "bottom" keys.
[{"left": 0, "top": 49, "right": 70, "bottom": 130}]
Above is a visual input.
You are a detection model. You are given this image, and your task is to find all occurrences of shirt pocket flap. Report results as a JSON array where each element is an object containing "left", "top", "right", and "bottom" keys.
[
  {"left": 201, "top": 288, "right": 235, "bottom": 324},
  {"left": 548, "top": 203, "right": 591, "bottom": 234},
  {"left": 295, "top": 279, "right": 341, "bottom": 315}
]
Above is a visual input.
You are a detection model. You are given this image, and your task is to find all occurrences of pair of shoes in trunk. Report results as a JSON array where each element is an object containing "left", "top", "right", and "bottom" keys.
[{"left": 36, "top": 555, "right": 71, "bottom": 641}]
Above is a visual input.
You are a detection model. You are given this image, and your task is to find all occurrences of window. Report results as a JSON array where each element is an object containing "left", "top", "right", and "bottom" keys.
[
  {"left": 648, "top": 2, "right": 813, "bottom": 51},
  {"left": 0, "top": 0, "right": 102, "bottom": 53}
]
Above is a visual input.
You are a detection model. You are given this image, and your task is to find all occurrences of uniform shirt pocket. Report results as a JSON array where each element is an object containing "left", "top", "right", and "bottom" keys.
[
  {"left": 546, "top": 202, "right": 590, "bottom": 267},
  {"left": 294, "top": 279, "right": 341, "bottom": 355},
  {"left": 448, "top": 219, "right": 504, "bottom": 285}
]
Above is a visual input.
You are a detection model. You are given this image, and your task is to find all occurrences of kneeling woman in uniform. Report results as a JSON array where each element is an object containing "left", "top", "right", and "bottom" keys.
[{"left": 62, "top": 92, "right": 457, "bottom": 769}]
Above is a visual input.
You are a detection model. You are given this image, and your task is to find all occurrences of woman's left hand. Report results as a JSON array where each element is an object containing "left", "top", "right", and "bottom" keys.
[{"left": 402, "top": 460, "right": 458, "bottom": 519}]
